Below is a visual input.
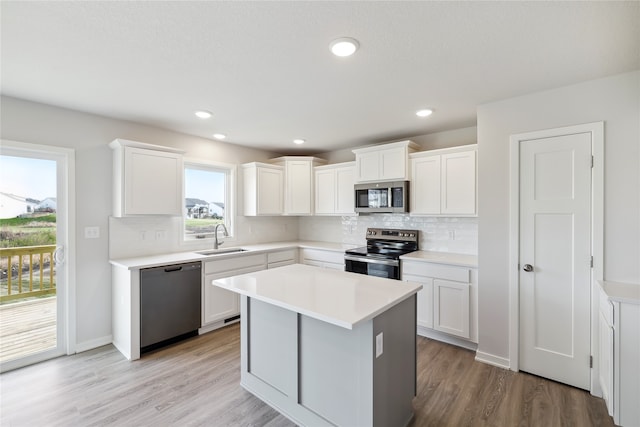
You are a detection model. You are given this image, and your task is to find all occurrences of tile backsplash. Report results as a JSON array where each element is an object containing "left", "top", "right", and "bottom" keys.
[{"left": 299, "top": 215, "right": 478, "bottom": 255}]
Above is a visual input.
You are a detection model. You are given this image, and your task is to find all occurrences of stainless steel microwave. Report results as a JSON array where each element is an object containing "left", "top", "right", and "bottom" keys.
[{"left": 354, "top": 181, "right": 409, "bottom": 213}]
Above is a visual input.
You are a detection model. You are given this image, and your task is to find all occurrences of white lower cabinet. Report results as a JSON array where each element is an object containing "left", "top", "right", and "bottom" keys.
[
  {"left": 202, "top": 254, "right": 267, "bottom": 328},
  {"left": 433, "top": 279, "right": 470, "bottom": 338},
  {"left": 300, "top": 248, "right": 345, "bottom": 270},
  {"left": 267, "top": 249, "right": 298, "bottom": 269},
  {"left": 402, "top": 260, "right": 477, "bottom": 343},
  {"left": 598, "top": 282, "right": 640, "bottom": 427}
]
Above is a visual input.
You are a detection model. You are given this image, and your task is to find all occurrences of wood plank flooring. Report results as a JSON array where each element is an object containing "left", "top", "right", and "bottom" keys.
[
  {"left": 0, "top": 297, "right": 56, "bottom": 363},
  {"left": 0, "top": 323, "right": 614, "bottom": 427}
]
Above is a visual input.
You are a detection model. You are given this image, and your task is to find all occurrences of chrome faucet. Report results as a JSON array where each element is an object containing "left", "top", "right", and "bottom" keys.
[{"left": 213, "top": 223, "right": 229, "bottom": 250}]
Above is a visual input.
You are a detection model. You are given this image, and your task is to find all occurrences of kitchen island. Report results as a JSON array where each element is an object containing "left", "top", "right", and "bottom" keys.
[{"left": 213, "top": 263, "right": 422, "bottom": 427}]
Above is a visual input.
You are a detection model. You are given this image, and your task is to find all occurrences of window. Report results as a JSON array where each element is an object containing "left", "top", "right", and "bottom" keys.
[{"left": 183, "top": 160, "right": 235, "bottom": 241}]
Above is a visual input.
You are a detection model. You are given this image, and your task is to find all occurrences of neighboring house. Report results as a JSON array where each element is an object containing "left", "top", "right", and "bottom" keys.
[
  {"left": 36, "top": 197, "right": 56, "bottom": 212},
  {"left": 185, "top": 198, "right": 209, "bottom": 218},
  {"left": 209, "top": 202, "right": 224, "bottom": 218},
  {"left": 0, "top": 192, "right": 38, "bottom": 219}
]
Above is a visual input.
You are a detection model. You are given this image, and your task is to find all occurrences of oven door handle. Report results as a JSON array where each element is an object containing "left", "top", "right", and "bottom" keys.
[{"left": 344, "top": 255, "right": 399, "bottom": 267}]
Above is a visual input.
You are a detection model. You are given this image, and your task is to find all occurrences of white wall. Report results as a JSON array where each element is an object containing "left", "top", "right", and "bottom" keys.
[
  {"left": 476, "top": 70, "right": 640, "bottom": 363},
  {"left": 316, "top": 126, "right": 477, "bottom": 164},
  {"left": 0, "top": 95, "right": 293, "bottom": 349}
]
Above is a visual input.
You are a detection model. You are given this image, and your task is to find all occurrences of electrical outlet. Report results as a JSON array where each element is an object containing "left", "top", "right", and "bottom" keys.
[
  {"left": 155, "top": 230, "right": 167, "bottom": 240},
  {"left": 449, "top": 230, "right": 456, "bottom": 240},
  {"left": 375, "top": 332, "right": 383, "bottom": 358},
  {"left": 84, "top": 226, "right": 100, "bottom": 239},
  {"left": 140, "top": 231, "right": 147, "bottom": 241}
]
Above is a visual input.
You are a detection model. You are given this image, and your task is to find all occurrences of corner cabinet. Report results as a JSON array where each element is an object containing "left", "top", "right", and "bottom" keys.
[
  {"left": 270, "top": 157, "right": 326, "bottom": 215},
  {"left": 314, "top": 162, "right": 356, "bottom": 216},
  {"left": 201, "top": 254, "right": 268, "bottom": 331},
  {"left": 410, "top": 145, "right": 477, "bottom": 216},
  {"left": 352, "top": 140, "right": 419, "bottom": 183},
  {"left": 110, "top": 139, "right": 185, "bottom": 217},
  {"left": 402, "top": 259, "right": 478, "bottom": 345},
  {"left": 242, "top": 162, "right": 284, "bottom": 216}
]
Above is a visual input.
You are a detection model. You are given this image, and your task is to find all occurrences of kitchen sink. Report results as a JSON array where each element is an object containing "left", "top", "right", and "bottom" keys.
[{"left": 195, "top": 248, "right": 249, "bottom": 256}]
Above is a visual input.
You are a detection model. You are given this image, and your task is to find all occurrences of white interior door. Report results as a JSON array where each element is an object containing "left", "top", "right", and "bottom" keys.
[{"left": 519, "top": 131, "right": 592, "bottom": 390}]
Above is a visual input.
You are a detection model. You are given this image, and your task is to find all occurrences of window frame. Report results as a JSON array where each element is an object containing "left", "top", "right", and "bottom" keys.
[{"left": 181, "top": 158, "right": 236, "bottom": 245}]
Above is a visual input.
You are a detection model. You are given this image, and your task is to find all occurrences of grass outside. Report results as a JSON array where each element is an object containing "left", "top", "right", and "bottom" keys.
[
  {"left": 185, "top": 217, "right": 224, "bottom": 235},
  {"left": 0, "top": 214, "right": 56, "bottom": 248}
]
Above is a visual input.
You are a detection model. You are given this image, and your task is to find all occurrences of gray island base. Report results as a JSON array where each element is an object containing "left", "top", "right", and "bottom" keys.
[{"left": 213, "top": 264, "right": 421, "bottom": 427}]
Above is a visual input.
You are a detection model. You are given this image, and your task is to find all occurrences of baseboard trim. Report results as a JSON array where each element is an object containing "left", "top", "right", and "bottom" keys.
[
  {"left": 417, "top": 326, "right": 477, "bottom": 351},
  {"left": 475, "top": 350, "right": 511, "bottom": 370},
  {"left": 75, "top": 335, "right": 113, "bottom": 353}
]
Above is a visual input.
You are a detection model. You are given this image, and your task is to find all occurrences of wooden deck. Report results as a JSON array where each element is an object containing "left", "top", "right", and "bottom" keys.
[{"left": 0, "top": 297, "right": 56, "bottom": 363}]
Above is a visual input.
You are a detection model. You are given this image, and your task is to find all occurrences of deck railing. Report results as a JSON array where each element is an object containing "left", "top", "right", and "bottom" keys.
[{"left": 0, "top": 245, "right": 56, "bottom": 303}]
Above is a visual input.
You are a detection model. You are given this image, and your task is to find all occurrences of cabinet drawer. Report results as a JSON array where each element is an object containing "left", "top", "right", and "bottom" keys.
[
  {"left": 402, "top": 262, "right": 470, "bottom": 283},
  {"left": 268, "top": 249, "right": 297, "bottom": 264},
  {"left": 205, "top": 253, "right": 267, "bottom": 274},
  {"left": 300, "top": 249, "right": 344, "bottom": 264}
]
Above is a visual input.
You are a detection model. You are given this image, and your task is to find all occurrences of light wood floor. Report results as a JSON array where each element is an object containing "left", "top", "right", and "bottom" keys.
[
  {"left": 0, "top": 323, "right": 614, "bottom": 427},
  {"left": 0, "top": 297, "right": 56, "bottom": 363}
]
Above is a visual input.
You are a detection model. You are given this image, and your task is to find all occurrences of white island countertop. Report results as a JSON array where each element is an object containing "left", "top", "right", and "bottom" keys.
[{"left": 213, "top": 263, "right": 422, "bottom": 330}]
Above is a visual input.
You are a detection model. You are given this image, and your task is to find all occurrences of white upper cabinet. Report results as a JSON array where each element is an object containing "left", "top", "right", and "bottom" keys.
[
  {"left": 314, "top": 162, "right": 355, "bottom": 216},
  {"left": 410, "top": 144, "right": 477, "bottom": 216},
  {"left": 270, "top": 157, "right": 326, "bottom": 216},
  {"left": 110, "top": 139, "right": 185, "bottom": 217},
  {"left": 352, "top": 140, "right": 419, "bottom": 183},
  {"left": 242, "top": 162, "right": 284, "bottom": 216}
]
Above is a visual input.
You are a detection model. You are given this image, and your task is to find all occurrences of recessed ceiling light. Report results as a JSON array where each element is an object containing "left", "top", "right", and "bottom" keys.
[
  {"left": 195, "top": 110, "right": 212, "bottom": 119},
  {"left": 329, "top": 37, "right": 359, "bottom": 57},
  {"left": 416, "top": 109, "right": 433, "bottom": 117},
  {"left": 213, "top": 133, "right": 226, "bottom": 140},
  {"left": 293, "top": 139, "right": 306, "bottom": 145}
]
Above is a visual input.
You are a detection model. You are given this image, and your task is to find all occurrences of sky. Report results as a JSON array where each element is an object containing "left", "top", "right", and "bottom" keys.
[
  {"left": 0, "top": 155, "right": 57, "bottom": 200},
  {"left": 184, "top": 168, "right": 225, "bottom": 203}
]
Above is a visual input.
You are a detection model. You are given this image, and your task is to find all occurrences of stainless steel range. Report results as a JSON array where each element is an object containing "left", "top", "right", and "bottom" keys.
[{"left": 344, "top": 228, "right": 418, "bottom": 280}]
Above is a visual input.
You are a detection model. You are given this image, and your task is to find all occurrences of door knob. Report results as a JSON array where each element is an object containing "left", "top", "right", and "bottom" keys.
[{"left": 523, "top": 264, "right": 533, "bottom": 272}]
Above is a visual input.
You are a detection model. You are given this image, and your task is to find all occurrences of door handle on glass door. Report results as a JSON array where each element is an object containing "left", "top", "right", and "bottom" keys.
[{"left": 523, "top": 264, "right": 533, "bottom": 272}]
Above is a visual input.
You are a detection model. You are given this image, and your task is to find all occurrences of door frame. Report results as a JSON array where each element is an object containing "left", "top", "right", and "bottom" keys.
[
  {"left": 0, "top": 139, "right": 76, "bottom": 369},
  {"left": 508, "top": 122, "right": 604, "bottom": 394}
]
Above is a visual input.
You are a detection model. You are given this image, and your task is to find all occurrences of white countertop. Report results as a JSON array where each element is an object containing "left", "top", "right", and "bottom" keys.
[
  {"left": 109, "top": 240, "right": 356, "bottom": 270},
  {"left": 212, "top": 263, "right": 422, "bottom": 330},
  {"left": 400, "top": 250, "right": 478, "bottom": 268},
  {"left": 599, "top": 280, "right": 640, "bottom": 305}
]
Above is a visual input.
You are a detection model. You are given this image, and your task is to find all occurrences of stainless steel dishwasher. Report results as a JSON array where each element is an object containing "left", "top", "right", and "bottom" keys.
[{"left": 140, "top": 261, "right": 201, "bottom": 353}]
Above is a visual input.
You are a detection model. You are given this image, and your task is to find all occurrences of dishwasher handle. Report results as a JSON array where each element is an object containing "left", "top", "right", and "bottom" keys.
[{"left": 164, "top": 266, "right": 183, "bottom": 273}]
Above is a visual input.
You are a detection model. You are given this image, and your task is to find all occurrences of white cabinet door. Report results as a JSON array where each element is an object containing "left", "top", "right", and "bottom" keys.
[
  {"left": 433, "top": 279, "right": 470, "bottom": 339},
  {"left": 314, "top": 169, "right": 336, "bottom": 214},
  {"left": 411, "top": 155, "right": 441, "bottom": 215},
  {"left": 315, "top": 164, "right": 355, "bottom": 216},
  {"left": 379, "top": 146, "right": 406, "bottom": 181},
  {"left": 285, "top": 160, "right": 313, "bottom": 215},
  {"left": 403, "top": 274, "right": 434, "bottom": 329},
  {"left": 111, "top": 140, "right": 184, "bottom": 217},
  {"left": 203, "top": 273, "right": 240, "bottom": 325},
  {"left": 258, "top": 167, "right": 284, "bottom": 215},
  {"left": 441, "top": 150, "right": 476, "bottom": 215},
  {"left": 356, "top": 151, "right": 380, "bottom": 182},
  {"left": 243, "top": 163, "right": 284, "bottom": 216},
  {"left": 335, "top": 166, "right": 355, "bottom": 215}
]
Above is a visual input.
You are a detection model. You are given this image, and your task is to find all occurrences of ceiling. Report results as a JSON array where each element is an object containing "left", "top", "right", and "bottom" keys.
[{"left": 2, "top": 1, "right": 639, "bottom": 154}]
